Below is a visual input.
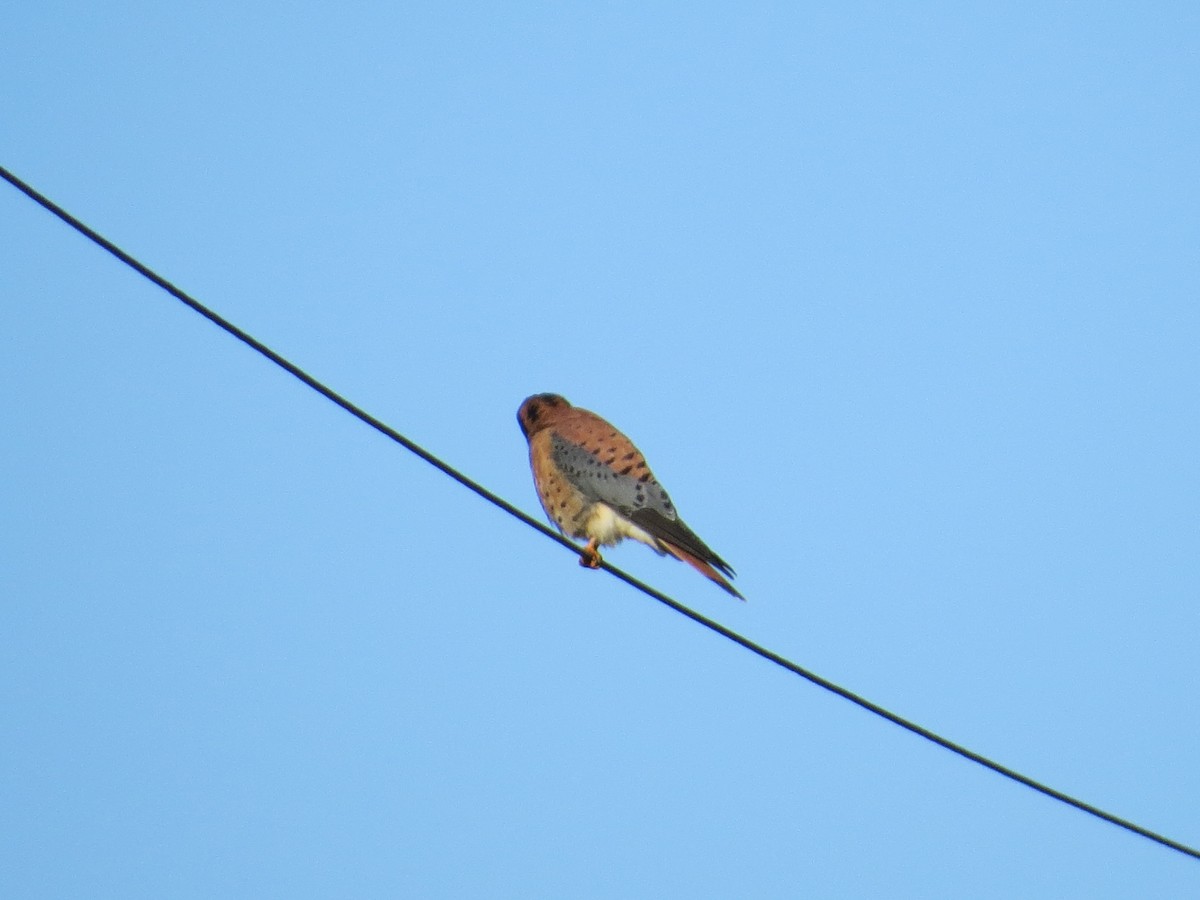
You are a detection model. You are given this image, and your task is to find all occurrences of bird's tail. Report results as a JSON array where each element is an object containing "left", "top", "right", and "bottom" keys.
[{"left": 659, "top": 540, "right": 744, "bottom": 600}]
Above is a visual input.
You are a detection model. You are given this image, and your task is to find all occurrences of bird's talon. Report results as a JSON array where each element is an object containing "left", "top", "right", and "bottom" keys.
[{"left": 579, "top": 540, "right": 602, "bottom": 569}]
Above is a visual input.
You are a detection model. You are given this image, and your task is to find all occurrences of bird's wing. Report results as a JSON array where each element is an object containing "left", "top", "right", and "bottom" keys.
[
  {"left": 549, "top": 429, "right": 736, "bottom": 580},
  {"left": 548, "top": 430, "right": 675, "bottom": 517}
]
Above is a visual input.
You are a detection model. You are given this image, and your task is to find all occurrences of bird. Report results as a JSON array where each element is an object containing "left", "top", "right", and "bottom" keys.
[{"left": 517, "top": 393, "right": 742, "bottom": 599}]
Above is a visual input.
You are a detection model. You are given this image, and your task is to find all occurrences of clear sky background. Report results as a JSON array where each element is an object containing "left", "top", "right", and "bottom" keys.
[{"left": 3, "top": 3, "right": 1198, "bottom": 897}]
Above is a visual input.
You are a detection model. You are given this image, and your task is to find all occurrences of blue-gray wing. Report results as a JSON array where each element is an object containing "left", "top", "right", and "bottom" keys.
[
  {"left": 549, "top": 431, "right": 735, "bottom": 577},
  {"left": 549, "top": 432, "right": 677, "bottom": 519}
]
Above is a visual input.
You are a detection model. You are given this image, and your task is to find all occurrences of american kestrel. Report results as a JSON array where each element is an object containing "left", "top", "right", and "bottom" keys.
[{"left": 517, "top": 393, "right": 742, "bottom": 599}]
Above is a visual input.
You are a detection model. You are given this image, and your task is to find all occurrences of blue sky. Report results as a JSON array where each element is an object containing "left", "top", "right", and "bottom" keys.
[{"left": 4, "top": 2, "right": 1198, "bottom": 897}]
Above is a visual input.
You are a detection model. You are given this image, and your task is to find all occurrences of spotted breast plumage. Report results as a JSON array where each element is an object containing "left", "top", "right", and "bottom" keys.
[{"left": 517, "top": 393, "right": 742, "bottom": 599}]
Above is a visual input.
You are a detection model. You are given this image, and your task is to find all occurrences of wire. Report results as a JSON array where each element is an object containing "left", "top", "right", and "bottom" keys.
[{"left": 4, "top": 163, "right": 1197, "bottom": 862}]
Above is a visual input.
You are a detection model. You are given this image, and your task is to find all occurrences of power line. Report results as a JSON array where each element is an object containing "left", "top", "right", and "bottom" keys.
[{"left": 4, "top": 163, "right": 1197, "bottom": 862}]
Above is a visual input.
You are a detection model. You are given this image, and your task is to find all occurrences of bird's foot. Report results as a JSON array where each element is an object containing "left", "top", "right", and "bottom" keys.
[{"left": 578, "top": 539, "right": 602, "bottom": 569}]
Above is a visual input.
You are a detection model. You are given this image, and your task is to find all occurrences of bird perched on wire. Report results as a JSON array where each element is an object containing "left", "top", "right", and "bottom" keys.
[{"left": 517, "top": 393, "right": 742, "bottom": 599}]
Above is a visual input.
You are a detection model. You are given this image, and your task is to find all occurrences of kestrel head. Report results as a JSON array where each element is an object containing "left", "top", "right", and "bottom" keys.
[{"left": 517, "top": 393, "right": 571, "bottom": 438}]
